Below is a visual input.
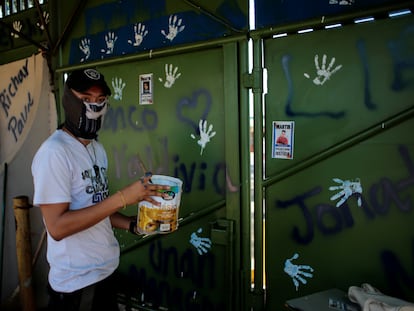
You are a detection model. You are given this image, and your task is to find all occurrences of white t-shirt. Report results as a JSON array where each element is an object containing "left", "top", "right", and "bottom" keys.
[{"left": 31, "top": 129, "right": 119, "bottom": 293}]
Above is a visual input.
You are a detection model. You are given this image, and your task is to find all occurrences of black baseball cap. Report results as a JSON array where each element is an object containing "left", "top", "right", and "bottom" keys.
[{"left": 66, "top": 68, "right": 111, "bottom": 96}]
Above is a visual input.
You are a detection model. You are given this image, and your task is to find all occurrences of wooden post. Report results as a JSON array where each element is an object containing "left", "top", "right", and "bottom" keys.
[{"left": 13, "top": 195, "right": 35, "bottom": 311}]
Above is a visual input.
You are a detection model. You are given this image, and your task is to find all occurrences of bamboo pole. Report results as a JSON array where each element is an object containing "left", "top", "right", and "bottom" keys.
[{"left": 13, "top": 196, "right": 35, "bottom": 311}]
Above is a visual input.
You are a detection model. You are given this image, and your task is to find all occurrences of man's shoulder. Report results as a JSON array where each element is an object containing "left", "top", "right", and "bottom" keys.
[{"left": 35, "top": 130, "right": 78, "bottom": 161}]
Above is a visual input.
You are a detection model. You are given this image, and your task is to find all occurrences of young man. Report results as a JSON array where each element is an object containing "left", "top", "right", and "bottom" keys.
[
  {"left": 276, "top": 129, "right": 289, "bottom": 145},
  {"left": 32, "top": 68, "right": 169, "bottom": 310}
]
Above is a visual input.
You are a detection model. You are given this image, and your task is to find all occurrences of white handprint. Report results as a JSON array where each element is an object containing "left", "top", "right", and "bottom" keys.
[
  {"left": 190, "top": 119, "right": 216, "bottom": 155},
  {"left": 111, "top": 77, "right": 125, "bottom": 101},
  {"left": 308, "top": 54, "right": 342, "bottom": 85},
  {"left": 190, "top": 228, "right": 212, "bottom": 255},
  {"left": 101, "top": 31, "right": 117, "bottom": 54},
  {"left": 158, "top": 64, "right": 181, "bottom": 88},
  {"left": 329, "top": 178, "right": 362, "bottom": 207},
  {"left": 79, "top": 38, "right": 91, "bottom": 62},
  {"left": 11, "top": 20, "right": 22, "bottom": 38},
  {"left": 161, "top": 14, "right": 185, "bottom": 41},
  {"left": 36, "top": 11, "right": 50, "bottom": 30},
  {"left": 128, "top": 23, "right": 148, "bottom": 46}
]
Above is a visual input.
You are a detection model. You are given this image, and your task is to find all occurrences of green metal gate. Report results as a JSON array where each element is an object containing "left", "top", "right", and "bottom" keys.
[
  {"left": 56, "top": 40, "right": 250, "bottom": 310},
  {"left": 2, "top": 0, "right": 414, "bottom": 310},
  {"left": 256, "top": 10, "right": 414, "bottom": 311}
]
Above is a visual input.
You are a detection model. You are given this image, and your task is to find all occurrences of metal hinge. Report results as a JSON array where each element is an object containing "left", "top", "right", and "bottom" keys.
[
  {"left": 210, "top": 218, "right": 234, "bottom": 245},
  {"left": 242, "top": 68, "right": 263, "bottom": 93}
]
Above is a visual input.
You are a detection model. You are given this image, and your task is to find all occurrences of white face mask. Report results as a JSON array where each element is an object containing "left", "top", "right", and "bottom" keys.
[
  {"left": 83, "top": 99, "right": 108, "bottom": 120},
  {"left": 63, "top": 84, "right": 109, "bottom": 140}
]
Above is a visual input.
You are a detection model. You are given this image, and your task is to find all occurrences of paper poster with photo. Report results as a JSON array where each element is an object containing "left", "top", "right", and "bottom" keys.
[
  {"left": 272, "top": 121, "right": 294, "bottom": 159},
  {"left": 139, "top": 73, "right": 153, "bottom": 105}
]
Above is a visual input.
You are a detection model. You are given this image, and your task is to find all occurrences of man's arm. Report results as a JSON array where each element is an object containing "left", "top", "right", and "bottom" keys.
[
  {"left": 110, "top": 211, "right": 132, "bottom": 230},
  {"left": 40, "top": 192, "right": 125, "bottom": 241}
]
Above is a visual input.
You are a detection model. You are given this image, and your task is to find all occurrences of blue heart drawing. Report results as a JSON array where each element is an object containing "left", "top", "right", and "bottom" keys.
[{"left": 176, "top": 88, "right": 212, "bottom": 134}]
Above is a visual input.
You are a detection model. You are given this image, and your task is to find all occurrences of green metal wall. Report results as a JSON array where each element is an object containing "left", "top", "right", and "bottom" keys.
[
  {"left": 83, "top": 46, "right": 244, "bottom": 310},
  {"left": 1, "top": 0, "right": 414, "bottom": 310},
  {"left": 262, "top": 13, "right": 414, "bottom": 310},
  {"left": 1, "top": 1, "right": 250, "bottom": 309}
]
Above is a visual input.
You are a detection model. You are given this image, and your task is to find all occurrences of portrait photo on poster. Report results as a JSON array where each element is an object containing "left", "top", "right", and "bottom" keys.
[
  {"left": 139, "top": 73, "right": 153, "bottom": 105},
  {"left": 272, "top": 121, "right": 294, "bottom": 159}
]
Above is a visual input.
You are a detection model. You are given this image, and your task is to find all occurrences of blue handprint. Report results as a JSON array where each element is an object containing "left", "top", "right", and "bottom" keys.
[
  {"left": 284, "top": 253, "right": 314, "bottom": 291},
  {"left": 329, "top": 178, "right": 362, "bottom": 207},
  {"left": 190, "top": 228, "right": 212, "bottom": 255}
]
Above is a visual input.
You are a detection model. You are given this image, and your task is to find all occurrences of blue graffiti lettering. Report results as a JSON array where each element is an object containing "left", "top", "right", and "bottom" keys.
[
  {"left": 276, "top": 145, "right": 414, "bottom": 244},
  {"left": 213, "top": 162, "right": 226, "bottom": 195},
  {"left": 276, "top": 186, "right": 319, "bottom": 244},
  {"left": 380, "top": 239, "right": 414, "bottom": 300},
  {"left": 388, "top": 25, "right": 414, "bottom": 91},
  {"left": 124, "top": 262, "right": 225, "bottom": 310},
  {"left": 118, "top": 239, "right": 223, "bottom": 309},
  {"left": 103, "top": 106, "right": 158, "bottom": 132},
  {"left": 356, "top": 39, "right": 376, "bottom": 110},
  {"left": 110, "top": 139, "right": 235, "bottom": 195},
  {"left": 149, "top": 239, "right": 216, "bottom": 288}
]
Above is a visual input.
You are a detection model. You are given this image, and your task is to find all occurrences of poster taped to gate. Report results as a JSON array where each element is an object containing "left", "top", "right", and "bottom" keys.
[
  {"left": 272, "top": 121, "right": 294, "bottom": 159},
  {"left": 139, "top": 73, "right": 153, "bottom": 105}
]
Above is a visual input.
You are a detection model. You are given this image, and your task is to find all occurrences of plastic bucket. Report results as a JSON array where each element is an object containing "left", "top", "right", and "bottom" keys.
[{"left": 137, "top": 175, "right": 183, "bottom": 234}]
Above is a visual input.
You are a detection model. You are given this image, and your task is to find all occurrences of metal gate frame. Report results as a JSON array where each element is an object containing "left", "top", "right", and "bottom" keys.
[{"left": 248, "top": 2, "right": 414, "bottom": 310}]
